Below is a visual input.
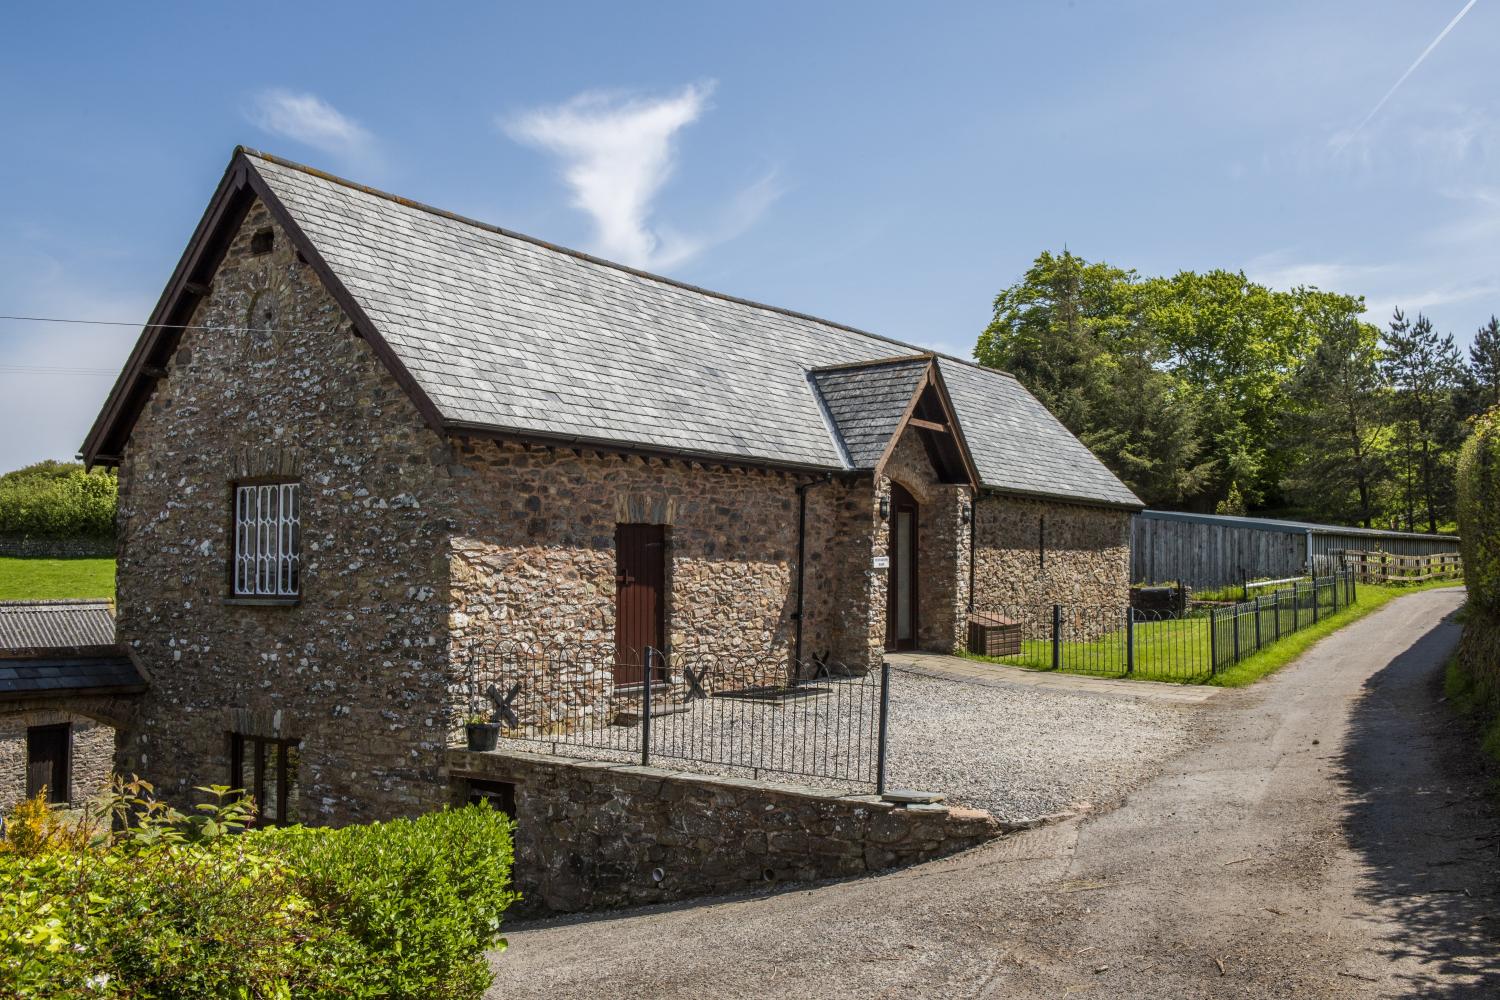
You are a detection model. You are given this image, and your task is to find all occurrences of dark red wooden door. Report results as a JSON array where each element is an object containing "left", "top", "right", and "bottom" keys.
[
  {"left": 27, "top": 724, "right": 70, "bottom": 804},
  {"left": 615, "top": 523, "right": 666, "bottom": 683}
]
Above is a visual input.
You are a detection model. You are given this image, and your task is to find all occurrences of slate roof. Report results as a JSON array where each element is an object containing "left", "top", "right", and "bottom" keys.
[
  {"left": 90, "top": 149, "right": 1142, "bottom": 509},
  {"left": 0, "top": 599, "right": 117, "bottom": 654},
  {"left": 0, "top": 657, "right": 145, "bottom": 697},
  {"left": 810, "top": 358, "right": 930, "bottom": 468},
  {"left": 0, "top": 600, "right": 146, "bottom": 698}
]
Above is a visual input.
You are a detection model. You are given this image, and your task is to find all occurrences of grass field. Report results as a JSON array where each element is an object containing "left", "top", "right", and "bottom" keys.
[
  {"left": 965, "top": 579, "right": 1464, "bottom": 687},
  {"left": 0, "top": 557, "right": 116, "bottom": 601}
]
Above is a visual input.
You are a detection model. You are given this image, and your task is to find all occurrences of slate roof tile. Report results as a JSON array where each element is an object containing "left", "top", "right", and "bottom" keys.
[{"left": 246, "top": 152, "right": 1140, "bottom": 508}]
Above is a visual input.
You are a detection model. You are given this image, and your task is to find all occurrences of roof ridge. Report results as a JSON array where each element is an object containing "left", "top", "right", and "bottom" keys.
[
  {"left": 0, "top": 598, "right": 113, "bottom": 608},
  {"left": 234, "top": 146, "right": 1017, "bottom": 382}
]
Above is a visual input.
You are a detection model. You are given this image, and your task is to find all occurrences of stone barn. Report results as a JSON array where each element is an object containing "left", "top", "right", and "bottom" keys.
[{"left": 80, "top": 148, "right": 1140, "bottom": 823}]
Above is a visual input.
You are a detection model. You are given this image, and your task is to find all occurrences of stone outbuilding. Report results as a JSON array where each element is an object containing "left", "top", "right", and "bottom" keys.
[
  {"left": 80, "top": 148, "right": 1140, "bottom": 823},
  {"left": 0, "top": 600, "right": 146, "bottom": 812}
]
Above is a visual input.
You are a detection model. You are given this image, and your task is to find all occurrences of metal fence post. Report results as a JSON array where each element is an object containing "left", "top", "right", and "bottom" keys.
[
  {"left": 1274, "top": 590, "right": 1283, "bottom": 642},
  {"left": 1254, "top": 597, "right": 1262, "bottom": 652},
  {"left": 1126, "top": 606, "right": 1135, "bottom": 676},
  {"left": 1332, "top": 572, "right": 1339, "bottom": 613},
  {"left": 641, "top": 647, "right": 653, "bottom": 767},
  {"left": 1209, "top": 606, "right": 1219, "bottom": 676},
  {"left": 1051, "top": 604, "right": 1062, "bottom": 671},
  {"left": 875, "top": 658, "right": 891, "bottom": 795},
  {"left": 1232, "top": 605, "right": 1241, "bottom": 662},
  {"left": 1312, "top": 578, "right": 1320, "bottom": 625}
]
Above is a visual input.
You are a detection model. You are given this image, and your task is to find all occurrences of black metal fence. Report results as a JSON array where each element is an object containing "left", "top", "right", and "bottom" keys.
[
  {"left": 464, "top": 641, "right": 892, "bottom": 791},
  {"left": 966, "top": 568, "right": 1357, "bottom": 681}
]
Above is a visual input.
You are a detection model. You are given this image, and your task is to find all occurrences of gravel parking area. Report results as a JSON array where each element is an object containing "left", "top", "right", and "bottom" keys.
[
  {"left": 501, "top": 655, "right": 1209, "bottom": 825},
  {"left": 884, "top": 664, "right": 1207, "bottom": 823}
]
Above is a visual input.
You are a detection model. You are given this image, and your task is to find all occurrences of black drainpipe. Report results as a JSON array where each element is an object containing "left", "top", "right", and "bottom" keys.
[{"left": 794, "top": 474, "right": 834, "bottom": 669}]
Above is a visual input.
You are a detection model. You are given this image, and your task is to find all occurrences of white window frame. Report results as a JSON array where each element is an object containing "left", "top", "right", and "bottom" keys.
[{"left": 233, "top": 482, "right": 301, "bottom": 597}]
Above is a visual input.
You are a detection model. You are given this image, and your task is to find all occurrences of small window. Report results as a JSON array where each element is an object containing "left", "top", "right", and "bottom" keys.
[
  {"left": 233, "top": 482, "right": 301, "bottom": 597},
  {"left": 229, "top": 733, "right": 301, "bottom": 826},
  {"left": 250, "top": 228, "right": 275, "bottom": 255},
  {"left": 27, "top": 724, "right": 70, "bottom": 804}
]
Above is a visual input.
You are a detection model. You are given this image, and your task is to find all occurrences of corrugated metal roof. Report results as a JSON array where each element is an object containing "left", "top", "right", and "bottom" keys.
[
  {"left": 0, "top": 600, "right": 117, "bottom": 654},
  {"left": 1138, "top": 510, "right": 1460, "bottom": 543},
  {"left": 244, "top": 151, "right": 1142, "bottom": 509}
]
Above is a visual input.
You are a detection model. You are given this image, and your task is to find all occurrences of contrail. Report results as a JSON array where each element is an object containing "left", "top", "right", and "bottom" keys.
[{"left": 1335, "top": 0, "right": 1479, "bottom": 149}]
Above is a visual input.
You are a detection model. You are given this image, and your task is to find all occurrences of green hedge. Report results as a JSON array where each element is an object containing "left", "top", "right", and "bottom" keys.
[
  {"left": 0, "top": 780, "right": 517, "bottom": 999},
  {"left": 1457, "top": 408, "right": 1500, "bottom": 615},
  {"left": 0, "top": 461, "right": 117, "bottom": 539}
]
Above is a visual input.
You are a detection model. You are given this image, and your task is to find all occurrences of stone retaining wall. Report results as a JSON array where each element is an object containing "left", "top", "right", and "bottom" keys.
[
  {"left": 445, "top": 747, "right": 1003, "bottom": 915},
  {"left": 0, "top": 536, "right": 115, "bottom": 559}
]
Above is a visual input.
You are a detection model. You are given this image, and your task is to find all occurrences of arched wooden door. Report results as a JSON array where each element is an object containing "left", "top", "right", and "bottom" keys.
[{"left": 885, "top": 484, "right": 919, "bottom": 651}]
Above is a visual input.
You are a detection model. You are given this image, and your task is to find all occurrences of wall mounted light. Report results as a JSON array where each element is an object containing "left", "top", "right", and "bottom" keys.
[
  {"left": 961, "top": 499, "right": 973, "bottom": 525},
  {"left": 878, "top": 494, "right": 891, "bottom": 520}
]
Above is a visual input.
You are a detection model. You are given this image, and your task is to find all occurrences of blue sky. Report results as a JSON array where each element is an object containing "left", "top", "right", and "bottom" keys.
[{"left": 2, "top": 2, "right": 1497, "bottom": 472}]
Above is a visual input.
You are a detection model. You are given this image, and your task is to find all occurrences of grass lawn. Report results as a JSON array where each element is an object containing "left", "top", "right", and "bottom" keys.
[
  {"left": 0, "top": 557, "right": 116, "bottom": 601},
  {"left": 964, "top": 578, "right": 1464, "bottom": 687}
]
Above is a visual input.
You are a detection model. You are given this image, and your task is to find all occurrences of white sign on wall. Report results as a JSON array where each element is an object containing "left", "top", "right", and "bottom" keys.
[{"left": 872, "top": 555, "right": 891, "bottom": 569}]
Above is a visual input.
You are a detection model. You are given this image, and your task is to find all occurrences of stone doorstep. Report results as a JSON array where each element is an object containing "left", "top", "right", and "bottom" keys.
[
  {"left": 880, "top": 788, "right": 947, "bottom": 805},
  {"left": 611, "top": 703, "right": 694, "bottom": 724}
]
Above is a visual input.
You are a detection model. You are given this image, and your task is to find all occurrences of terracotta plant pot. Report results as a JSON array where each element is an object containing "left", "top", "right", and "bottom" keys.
[{"left": 466, "top": 722, "right": 500, "bottom": 752}]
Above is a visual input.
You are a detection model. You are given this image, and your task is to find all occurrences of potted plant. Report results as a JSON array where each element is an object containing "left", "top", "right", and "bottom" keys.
[{"left": 465, "top": 713, "right": 500, "bottom": 751}]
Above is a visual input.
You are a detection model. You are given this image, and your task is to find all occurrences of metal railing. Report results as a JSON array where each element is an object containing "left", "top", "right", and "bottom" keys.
[
  {"left": 966, "top": 568, "right": 1357, "bottom": 681},
  {"left": 463, "top": 640, "right": 892, "bottom": 791}
]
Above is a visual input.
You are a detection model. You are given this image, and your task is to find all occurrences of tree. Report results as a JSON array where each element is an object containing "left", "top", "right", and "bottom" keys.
[
  {"left": 1381, "top": 309, "right": 1464, "bottom": 533},
  {"left": 975, "top": 250, "right": 1210, "bottom": 506},
  {"left": 1469, "top": 316, "right": 1500, "bottom": 410},
  {"left": 1286, "top": 314, "right": 1387, "bottom": 526},
  {"left": 1136, "top": 271, "right": 1320, "bottom": 507}
]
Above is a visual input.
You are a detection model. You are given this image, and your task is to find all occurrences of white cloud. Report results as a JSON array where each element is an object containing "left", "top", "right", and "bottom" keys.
[
  {"left": 247, "top": 89, "right": 374, "bottom": 160},
  {"left": 504, "top": 83, "right": 778, "bottom": 270}
]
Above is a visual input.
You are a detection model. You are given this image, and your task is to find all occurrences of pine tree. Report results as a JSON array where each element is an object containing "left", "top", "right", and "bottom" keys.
[
  {"left": 1288, "top": 316, "right": 1387, "bottom": 526},
  {"left": 1381, "top": 309, "right": 1463, "bottom": 533},
  {"left": 1470, "top": 316, "right": 1500, "bottom": 410}
]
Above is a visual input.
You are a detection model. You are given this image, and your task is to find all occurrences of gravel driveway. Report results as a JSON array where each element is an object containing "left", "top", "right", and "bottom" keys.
[
  {"left": 495, "top": 588, "right": 1496, "bottom": 999},
  {"left": 885, "top": 663, "right": 1207, "bottom": 822}
]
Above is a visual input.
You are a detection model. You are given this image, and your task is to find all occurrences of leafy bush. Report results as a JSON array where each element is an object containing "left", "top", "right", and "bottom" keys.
[
  {"left": 273, "top": 805, "right": 519, "bottom": 999},
  {"left": 0, "top": 461, "right": 117, "bottom": 539},
  {"left": 0, "top": 778, "right": 517, "bottom": 999},
  {"left": 1456, "top": 408, "right": 1500, "bottom": 615}
]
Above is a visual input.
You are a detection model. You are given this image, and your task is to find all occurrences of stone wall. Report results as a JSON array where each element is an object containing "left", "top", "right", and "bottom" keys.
[
  {"left": 880, "top": 427, "right": 973, "bottom": 653},
  {"left": 114, "top": 199, "right": 457, "bottom": 824},
  {"left": 972, "top": 495, "right": 1131, "bottom": 613},
  {"left": 0, "top": 709, "right": 115, "bottom": 813},
  {"left": 445, "top": 747, "right": 1002, "bottom": 915},
  {"left": 0, "top": 536, "right": 115, "bottom": 559},
  {"left": 446, "top": 438, "right": 818, "bottom": 727},
  {"left": 800, "top": 476, "right": 880, "bottom": 670}
]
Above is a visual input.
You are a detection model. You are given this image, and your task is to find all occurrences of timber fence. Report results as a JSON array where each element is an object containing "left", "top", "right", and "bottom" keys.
[
  {"left": 966, "top": 568, "right": 1357, "bottom": 681},
  {"left": 1337, "top": 549, "right": 1462, "bottom": 586}
]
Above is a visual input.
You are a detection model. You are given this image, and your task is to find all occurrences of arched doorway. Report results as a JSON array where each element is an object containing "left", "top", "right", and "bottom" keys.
[{"left": 885, "top": 483, "right": 919, "bottom": 651}]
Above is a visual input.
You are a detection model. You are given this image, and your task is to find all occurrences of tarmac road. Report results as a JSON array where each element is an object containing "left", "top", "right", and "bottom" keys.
[{"left": 492, "top": 587, "right": 1498, "bottom": 998}]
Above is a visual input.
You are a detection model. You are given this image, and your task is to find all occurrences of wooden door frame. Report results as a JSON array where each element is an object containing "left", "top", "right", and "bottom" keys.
[
  {"left": 885, "top": 483, "right": 919, "bottom": 652},
  {"left": 614, "top": 522, "right": 668, "bottom": 685},
  {"left": 26, "top": 722, "right": 71, "bottom": 804}
]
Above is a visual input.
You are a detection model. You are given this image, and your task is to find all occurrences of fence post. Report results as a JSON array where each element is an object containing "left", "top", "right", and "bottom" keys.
[
  {"left": 641, "top": 647, "right": 653, "bottom": 767},
  {"left": 1274, "top": 590, "right": 1283, "bottom": 641},
  {"left": 1332, "top": 571, "right": 1339, "bottom": 613},
  {"left": 1232, "top": 605, "right": 1241, "bottom": 662},
  {"left": 1209, "top": 606, "right": 1219, "bottom": 676},
  {"left": 876, "top": 658, "right": 891, "bottom": 795},
  {"left": 1254, "top": 597, "right": 1262, "bottom": 652},
  {"left": 1052, "top": 604, "right": 1062, "bottom": 671},
  {"left": 1126, "top": 606, "right": 1135, "bottom": 676},
  {"left": 1312, "top": 578, "right": 1320, "bottom": 625}
]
